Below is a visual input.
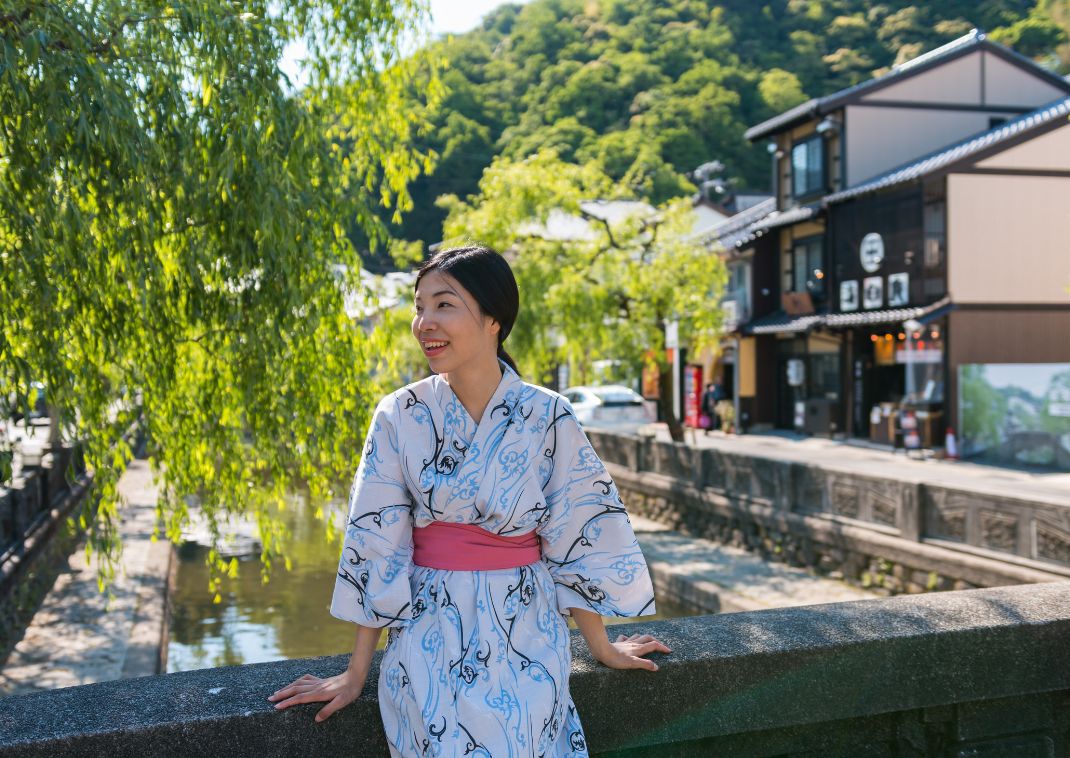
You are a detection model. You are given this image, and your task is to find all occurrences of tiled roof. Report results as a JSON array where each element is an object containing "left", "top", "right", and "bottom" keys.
[
  {"left": 744, "top": 30, "right": 1070, "bottom": 141},
  {"left": 740, "top": 311, "right": 825, "bottom": 335},
  {"left": 739, "top": 297, "right": 954, "bottom": 335},
  {"left": 701, "top": 197, "right": 775, "bottom": 249},
  {"left": 749, "top": 204, "right": 821, "bottom": 234},
  {"left": 823, "top": 297, "right": 953, "bottom": 328},
  {"left": 824, "top": 97, "right": 1070, "bottom": 204}
]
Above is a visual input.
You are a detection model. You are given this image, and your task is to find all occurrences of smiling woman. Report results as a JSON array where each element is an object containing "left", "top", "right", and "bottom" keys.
[{"left": 270, "top": 245, "right": 670, "bottom": 757}]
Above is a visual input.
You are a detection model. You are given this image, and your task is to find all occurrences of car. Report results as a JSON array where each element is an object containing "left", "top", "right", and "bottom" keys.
[{"left": 561, "top": 385, "right": 655, "bottom": 428}]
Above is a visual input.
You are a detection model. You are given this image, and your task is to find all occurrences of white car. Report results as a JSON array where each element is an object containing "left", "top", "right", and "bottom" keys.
[{"left": 561, "top": 385, "right": 655, "bottom": 428}]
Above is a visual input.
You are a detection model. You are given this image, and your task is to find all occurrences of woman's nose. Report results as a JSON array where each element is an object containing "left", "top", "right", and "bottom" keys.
[{"left": 414, "top": 312, "right": 436, "bottom": 332}]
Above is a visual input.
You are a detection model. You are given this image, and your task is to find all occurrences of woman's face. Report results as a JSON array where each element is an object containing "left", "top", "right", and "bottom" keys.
[{"left": 412, "top": 269, "right": 499, "bottom": 373}]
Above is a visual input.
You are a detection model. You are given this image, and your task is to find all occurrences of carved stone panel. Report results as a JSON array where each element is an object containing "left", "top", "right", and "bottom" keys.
[
  {"left": 870, "top": 491, "right": 898, "bottom": 527},
  {"left": 924, "top": 489, "right": 969, "bottom": 542},
  {"left": 749, "top": 457, "right": 779, "bottom": 501},
  {"left": 792, "top": 465, "right": 828, "bottom": 513},
  {"left": 1035, "top": 520, "right": 1070, "bottom": 568},
  {"left": 724, "top": 455, "right": 752, "bottom": 498},
  {"left": 702, "top": 450, "right": 726, "bottom": 490},
  {"left": 831, "top": 481, "right": 860, "bottom": 519},
  {"left": 654, "top": 441, "right": 691, "bottom": 480},
  {"left": 979, "top": 510, "right": 1019, "bottom": 553}
]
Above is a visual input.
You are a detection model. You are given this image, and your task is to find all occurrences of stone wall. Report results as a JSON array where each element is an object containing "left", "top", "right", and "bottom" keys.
[
  {"left": 1, "top": 582, "right": 1068, "bottom": 756},
  {"left": 0, "top": 443, "right": 91, "bottom": 660},
  {"left": 587, "top": 431, "right": 1070, "bottom": 596}
]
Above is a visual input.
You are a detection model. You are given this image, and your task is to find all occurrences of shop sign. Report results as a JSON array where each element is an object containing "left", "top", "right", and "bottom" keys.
[
  {"left": 664, "top": 319, "right": 678, "bottom": 349},
  {"left": 888, "top": 272, "right": 909, "bottom": 307},
  {"left": 786, "top": 358, "right": 805, "bottom": 387},
  {"left": 840, "top": 280, "right": 859, "bottom": 312},
  {"left": 863, "top": 276, "right": 883, "bottom": 309},
  {"left": 860, "top": 233, "right": 884, "bottom": 273},
  {"left": 896, "top": 348, "right": 943, "bottom": 364}
]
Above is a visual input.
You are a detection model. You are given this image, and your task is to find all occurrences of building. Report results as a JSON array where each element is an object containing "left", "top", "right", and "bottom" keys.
[{"left": 708, "top": 29, "right": 1070, "bottom": 454}]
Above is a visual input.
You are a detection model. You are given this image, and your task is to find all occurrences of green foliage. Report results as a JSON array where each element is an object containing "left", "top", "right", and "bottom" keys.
[
  {"left": 0, "top": 0, "right": 440, "bottom": 591},
  {"left": 379, "top": 0, "right": 1068, "bottom": 250},
  {"left": 438, "top": 150, "right": 726, "bottom": 406},
  {"left": 759, "top": 69, "right": 810, "bottom": 113},
  {"left": 959, "top": 365, "right": 1009, "bottom": 449}
]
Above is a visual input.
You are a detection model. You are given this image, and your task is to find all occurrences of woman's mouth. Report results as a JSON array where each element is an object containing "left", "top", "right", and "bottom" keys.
[{"left": 422, "top": 340, "right": 449, "bottom": 357}]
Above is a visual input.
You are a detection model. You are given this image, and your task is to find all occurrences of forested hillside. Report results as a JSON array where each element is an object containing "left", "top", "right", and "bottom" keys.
[{"left": 362, "top": 0, "right": 1070, "bottom": 265}]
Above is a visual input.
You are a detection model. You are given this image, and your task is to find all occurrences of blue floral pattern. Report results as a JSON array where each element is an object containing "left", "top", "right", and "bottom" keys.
[{"left": 331, "top": 358, "right": 655, "bottom": 757}]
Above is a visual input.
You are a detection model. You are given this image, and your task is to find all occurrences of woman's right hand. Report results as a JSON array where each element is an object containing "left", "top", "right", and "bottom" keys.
[{"left": 268, "top": 669, "right": 367, "bottom": 722}]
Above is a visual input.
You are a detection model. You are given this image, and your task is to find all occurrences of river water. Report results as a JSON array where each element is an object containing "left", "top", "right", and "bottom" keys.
[{"left": 167, "top": 498, "right": 693, "bottom": 673}]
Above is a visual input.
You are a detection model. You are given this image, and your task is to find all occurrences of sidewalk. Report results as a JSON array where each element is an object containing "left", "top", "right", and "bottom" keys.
[
  {"left": 0, "top": 459, "right": 169, "bottom": 696},
  {"left": 643, "top": 425, "right": 1070, "bottom": 508},
  {"left": 631, "top": 515, "right": 881, "bottom": 613}
]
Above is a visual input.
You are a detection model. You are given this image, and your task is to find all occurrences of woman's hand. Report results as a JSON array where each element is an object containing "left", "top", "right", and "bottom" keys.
[
  {"left": 593, "top": 632, "right": 672, "bottom": 672},
  {"left": 268, "top": 669, "right": 367, "bottom": 722}
]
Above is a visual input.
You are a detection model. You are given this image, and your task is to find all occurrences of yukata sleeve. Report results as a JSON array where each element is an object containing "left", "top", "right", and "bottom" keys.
[
  {"left": 330, "top": 393, "right": 414, "bottom": 628},
  {"left": 537, "top": 398, "right": 656, "bottom": 618}
]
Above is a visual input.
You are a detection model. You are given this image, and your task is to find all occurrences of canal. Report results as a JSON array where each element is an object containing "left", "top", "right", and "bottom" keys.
[{"left": 167, "top": 497, "right": 694, "bottom": 673}]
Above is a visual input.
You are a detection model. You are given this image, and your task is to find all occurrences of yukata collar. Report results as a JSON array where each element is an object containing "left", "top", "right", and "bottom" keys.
[{"left": 434, "top": 357, "right": 524, "bottom": 431}]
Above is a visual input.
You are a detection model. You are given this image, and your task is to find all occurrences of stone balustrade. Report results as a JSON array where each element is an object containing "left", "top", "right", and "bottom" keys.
[{"left": 586, "top": 430, "right": 1070, "bottom": 595}]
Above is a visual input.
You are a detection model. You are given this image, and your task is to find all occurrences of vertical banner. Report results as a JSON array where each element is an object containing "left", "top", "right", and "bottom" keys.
[{"left": 684, "top": 365, "right": 702, "bottom": 427}]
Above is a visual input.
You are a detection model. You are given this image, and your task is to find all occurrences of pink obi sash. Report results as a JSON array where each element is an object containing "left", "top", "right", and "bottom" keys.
[{"left": 412, "top": 521, "right": 541, "bottom": 571}]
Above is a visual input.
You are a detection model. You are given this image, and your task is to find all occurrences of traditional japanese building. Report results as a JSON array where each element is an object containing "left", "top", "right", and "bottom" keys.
[{"left": 713, "top": 29, "right": 1070, "bottom": 452}]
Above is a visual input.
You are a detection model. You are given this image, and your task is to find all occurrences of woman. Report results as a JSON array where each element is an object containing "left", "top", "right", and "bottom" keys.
[{"left": 270, "top": 245, "right": 669, "bottom": 756}]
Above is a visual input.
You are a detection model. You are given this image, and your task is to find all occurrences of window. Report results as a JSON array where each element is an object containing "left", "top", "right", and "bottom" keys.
[
  {"left": 791, "top": 135, "right": 825, "bottom": 197},
  {"left": 790, "top": 237, "right": 825, "bottom": 300},
  {"left": 923, "top": 200, "right": 945, "bottom": 269}
]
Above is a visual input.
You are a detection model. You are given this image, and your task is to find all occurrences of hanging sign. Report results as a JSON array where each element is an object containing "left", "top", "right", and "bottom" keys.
[{"left": 860, "top": 233, "right": 884, "bottom": 273}]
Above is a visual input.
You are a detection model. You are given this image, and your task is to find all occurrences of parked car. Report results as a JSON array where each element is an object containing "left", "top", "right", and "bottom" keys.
[{"left": 561, "top": 385, "right": 655, "bottom": 428}]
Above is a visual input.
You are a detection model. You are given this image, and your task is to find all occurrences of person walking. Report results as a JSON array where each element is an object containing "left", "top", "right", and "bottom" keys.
[
  {"left": 270, "top": 245, "right": 668, "bottom": 756},
  {"left": 701, "top": 381, "right": 721, "bottom": 436}
]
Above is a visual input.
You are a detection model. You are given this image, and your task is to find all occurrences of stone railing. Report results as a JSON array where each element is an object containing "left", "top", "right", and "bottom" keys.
[
  {"left": 1, "top": 582, "right": 1068, "bottom": 756},
  {"left": 587, "top": 430, "right": 1070, "bottom": 594},
  {"left": 0, "top": 442, "right": 91, "bottom": 655}
]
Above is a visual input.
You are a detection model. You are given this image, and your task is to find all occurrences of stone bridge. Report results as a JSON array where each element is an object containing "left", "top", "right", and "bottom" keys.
[{"left": 1, "top": 582, "right": 1068, "bottom": 756}]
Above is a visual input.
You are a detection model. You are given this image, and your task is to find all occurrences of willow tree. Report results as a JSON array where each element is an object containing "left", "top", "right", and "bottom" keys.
[
  {"left": 438, "top": 149, "right": 727, "bottom": 442},
  {"left": 0, "top": 1, "right": 440, "bottom": 595}
]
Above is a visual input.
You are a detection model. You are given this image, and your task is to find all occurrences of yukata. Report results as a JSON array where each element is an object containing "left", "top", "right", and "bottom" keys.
[{"left": 330, "top": 357, "right": 655, "bottom": 757}]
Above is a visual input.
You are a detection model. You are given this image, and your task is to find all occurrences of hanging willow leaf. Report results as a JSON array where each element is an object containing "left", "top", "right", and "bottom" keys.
[{"left": 0, "top": 0, "right": 441, "bottom": 596}]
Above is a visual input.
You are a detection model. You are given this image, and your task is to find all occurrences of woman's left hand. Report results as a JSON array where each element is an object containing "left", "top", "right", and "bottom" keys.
[{"left": 593, "top": 632, "right": 672, "bottom": 671}]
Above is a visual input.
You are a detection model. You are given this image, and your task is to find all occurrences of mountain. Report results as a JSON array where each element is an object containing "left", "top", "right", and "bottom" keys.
[{"left": 357, "top": 0, "right": 1070, "bottom": 267}]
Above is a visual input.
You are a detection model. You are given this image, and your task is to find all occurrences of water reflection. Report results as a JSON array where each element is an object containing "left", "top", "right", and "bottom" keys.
[{"left": 168, "top": 498, "right": 694, "bottom": 673}]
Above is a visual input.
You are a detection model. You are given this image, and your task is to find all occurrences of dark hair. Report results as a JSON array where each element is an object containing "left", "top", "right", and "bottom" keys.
[{"left": 415, "top": 245, "right": 521, "bottom": 377}]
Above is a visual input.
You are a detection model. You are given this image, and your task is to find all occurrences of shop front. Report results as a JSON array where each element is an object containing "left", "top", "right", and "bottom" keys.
[{"left": 845, "top": 319, "right": 946, "bottom": 447}]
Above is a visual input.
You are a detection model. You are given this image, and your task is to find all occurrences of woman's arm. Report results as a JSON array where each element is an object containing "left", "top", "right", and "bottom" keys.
[
  {"left": 570, "top": 607, "right": 671, "bottom": 672},
  {"left": 571, "top": 607, "right": 614, "bottom": 661},
  {"left": 269, "top": 623, "right": 384, "bottom": 721}
]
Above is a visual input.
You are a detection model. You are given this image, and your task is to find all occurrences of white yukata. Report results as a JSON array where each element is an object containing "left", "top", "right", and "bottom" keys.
[{"left": 330, "top": 357, "right": 656, "bottom": 757}]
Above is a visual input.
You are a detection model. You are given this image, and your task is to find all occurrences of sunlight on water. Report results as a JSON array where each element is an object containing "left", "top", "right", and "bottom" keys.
[{"left": 167, "top": 499, "right": 697, "bottom": 672}]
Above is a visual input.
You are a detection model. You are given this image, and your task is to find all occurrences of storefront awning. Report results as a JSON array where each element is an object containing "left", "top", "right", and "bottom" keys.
[{"left": 823, "top": 296, "right": 953, "bottom": 329}]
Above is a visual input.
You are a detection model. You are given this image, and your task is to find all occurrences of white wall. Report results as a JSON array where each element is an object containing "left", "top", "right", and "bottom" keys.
[
  {"left": 869, "top": 52, "right": 982, "bottom": 105},
  {"left": 983, "top": 52, "right": 1067, "bottom": 107},
  {"left": 845, "top": 106, "right": 1017, "bottom": 185},
  {"left": 976, "top": 122, "right": 1070, "bottom": 171},
  {"left": 947, "top": 171, "right": 1070, "bottom": 304}
]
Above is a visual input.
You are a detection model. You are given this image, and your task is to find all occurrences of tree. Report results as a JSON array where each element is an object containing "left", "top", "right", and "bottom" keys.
[
  {"left": 437, "top": 150, "right": 726, "bottom": 442},
  {"left": 758, "top": 68, "right": 809, "bottom": 114},
  {"left": 0, "top": 0, "right": 440, "bottom": 595}
]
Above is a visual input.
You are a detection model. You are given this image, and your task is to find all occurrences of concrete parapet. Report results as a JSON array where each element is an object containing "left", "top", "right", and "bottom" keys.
[{"left": 1, "top": 582, "right": 1068, "bottom": 756}]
